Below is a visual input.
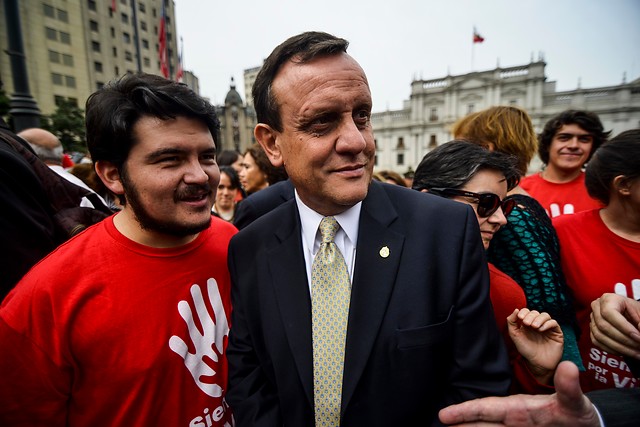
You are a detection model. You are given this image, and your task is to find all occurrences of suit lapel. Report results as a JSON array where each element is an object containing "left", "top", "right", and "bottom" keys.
[
  {"left": 266, "top": 201, "right": 314, "bottom": 406},
  {"left": 341, "top": 182, "right": 405, "bottom": 413}
]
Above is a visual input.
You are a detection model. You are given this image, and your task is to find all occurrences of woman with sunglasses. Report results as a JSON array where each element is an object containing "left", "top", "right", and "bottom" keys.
[
  {"left": 453, "top": 106, "right": 582, "bottom": 371},
  {"left": 413, "top": 140, "right": 564, "bottom": 393}
]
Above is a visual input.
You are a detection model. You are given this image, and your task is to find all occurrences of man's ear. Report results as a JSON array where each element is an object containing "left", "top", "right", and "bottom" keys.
[
  {"left": 95, "top": 160, "right": 125, "bottom": 196},
  {"left": 254, "top": 123, "right": 283, "bottom": 167}
]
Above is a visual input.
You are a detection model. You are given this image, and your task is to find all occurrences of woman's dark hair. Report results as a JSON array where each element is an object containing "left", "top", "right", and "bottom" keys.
[
  {"left": 252, "top": 31, "right": 348, "bottom": 132},
  {"left": 412, "top": 140, "right": 520, "bottom": 192},
  {"left": 218, "top": 150, "right": 242, "bottom": 167},
  {"left": 244, "top": 143, "right": 288, "bottom": 185},
  {"left": 585, "top": 129, "right": 640, "bottom": 205},
  {"left": 219, "top": 165, "right": 241, "bottom": 190},
  {"left": 538, "top": 110, "right": 611, "bottom": 165},
  {"left": 85, "top": 73, "right": 220, "bottom": 171}
]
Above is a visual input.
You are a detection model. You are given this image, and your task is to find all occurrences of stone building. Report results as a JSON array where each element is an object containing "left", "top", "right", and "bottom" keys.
[
  {"left": 371, "top": 60, "right": 640, "bottom": 174},
  {"left": 215, "top": 77, "right": 256, "bottom": 153}
]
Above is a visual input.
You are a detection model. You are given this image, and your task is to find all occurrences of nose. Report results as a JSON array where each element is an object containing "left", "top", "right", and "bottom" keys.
[
  {"left": 567, "top": 136, "right": 580, "bottom": 148},
  {"left": 488, "top": 207, "right": 508, "bottom": 226},
  {"left": 184, "top": 159, "right": 211, "bottom": 184},
  {"left": 335, "top": 118, "right": 367, "bottom": 154}
]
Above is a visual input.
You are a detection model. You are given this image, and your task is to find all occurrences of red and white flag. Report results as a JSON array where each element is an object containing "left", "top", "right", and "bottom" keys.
[
  {"left": 158, "top": 1, "right": 169, "bottom": 78},
  {"left": 473, "top": 27, "right": 485, "bottom": 43},
  {"left": 175, "top": 37, "right": 184, "bottom": 82}
]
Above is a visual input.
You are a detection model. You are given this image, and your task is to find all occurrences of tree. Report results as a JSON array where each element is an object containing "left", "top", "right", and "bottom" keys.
[{"left": 42, "top": 99, "right": 86, "bottom": 153}]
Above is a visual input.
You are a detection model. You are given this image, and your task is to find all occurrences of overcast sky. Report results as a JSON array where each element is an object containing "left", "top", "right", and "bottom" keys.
[{"left": 174, "top": 0, "right": 640, "bottom": 111}]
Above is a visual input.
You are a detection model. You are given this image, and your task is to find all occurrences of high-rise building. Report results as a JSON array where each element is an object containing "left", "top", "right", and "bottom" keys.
[{"left": 0, "top": 0, "right": 184, "bottom": 116}]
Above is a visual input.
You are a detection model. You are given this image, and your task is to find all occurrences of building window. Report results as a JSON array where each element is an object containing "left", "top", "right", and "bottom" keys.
[
  {"left": 374, "top": 154, "right": 378, "bottom": 166},
  {"left": 90, "top": 20, "right": 99, "bottom": 32},
  {"left": 48, "top": 50, "right": 60, "bottom": 63},
  {"left": 45, "top": 27, "right": 58, "bottom": 41},
  {"left": 121, "top": 13, "right": 129, "bottom": 24},
  {"left": 57, "top": 9, "right": 69, "bottom": 23},
  {"left": 396, "top": 137, "right": 405, "bottom": 150},
  {"left": 59, "top": 31, "right": 71, "bottom": 44},
  {"left": 97, "top": 82, "right": 105, "bottom": 90},
  {"left": 140, "top": 21, "right": 147, "bottom": 31},
  {"left": 62, "top": 54, "right": 73, "bottom": 66},
  {"left": 125, "top": 51, "right": 133, "bottom": 61},
  {"left": 65, "top": 76, "right": 76, "bottom": 88},
  {"left": 92, "top": 41, "right": 101, "bottom": 52},
  {"left": 51, "top": 73, "right": 63, "bottom": 86},
  {"left": 429, "top": 108, "right": 438, "bottom": 122},
  {"left": 429, "top": 134, "right": 437, "bottom": 148},
  {"left": 54, "top": 95, "right": 65, "bottom": 105},
  {"left": 43, "top": 4, "right": 55, "bottom": 18},
  {"left": 142, "top": 39, "right": 149, "bottom": 49},
  {"left": 509, "top": 99, "right": 518, "bottom": 105},
  {"left": 139, "top": 2, "right": 146, "bottom": 13},
  {"left": 115, "top": 66, "right": 119, "bottom": 75},
  {"left": 397, "top": 153, "right": 404, "bottom": 166},
  {"left": 94, "top": 61, "right": 103, "bottom": 72},
  {"left": 111, "top": 27, "right": 116, "bottom": 37},
  {"left": 112, "top": 46, "right": 117, "bottom": 57},
  {"left": 123, "top": 32, "right": 131, "bottom": 43},
  {"left": 87, "top": 0, "right": 97, "bottom": 11},
  {"left": 67, "top": 98, "right": 78, "bottom": 107},
  {"left": 143, "top": 57, "right": 150, "bottom": 67},
  {"left": 467, "top": 104, "right": 475, "bottom": 114}
]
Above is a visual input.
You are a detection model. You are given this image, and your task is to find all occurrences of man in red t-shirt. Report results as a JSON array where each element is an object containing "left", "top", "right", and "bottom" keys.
[
  {"left": 521, "top": 110, "right": 609, "bottom": 217},
  {"left": 0, "top": 74, "right": 235, "bottom": 426}
]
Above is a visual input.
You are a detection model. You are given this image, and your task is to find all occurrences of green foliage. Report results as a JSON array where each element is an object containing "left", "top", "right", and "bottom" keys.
[{"left": 43, "top": 99, "right": 86, "bottom": 153}]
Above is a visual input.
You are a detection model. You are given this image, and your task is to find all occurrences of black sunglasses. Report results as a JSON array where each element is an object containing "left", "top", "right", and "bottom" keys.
[{"left": 429, "top": 188, "right": 515, "bottom": 218}]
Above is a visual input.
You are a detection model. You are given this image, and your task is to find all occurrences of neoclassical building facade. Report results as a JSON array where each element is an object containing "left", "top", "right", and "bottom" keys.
[{"left": 370, "top": 61, "right": 640, "bottom": 174}]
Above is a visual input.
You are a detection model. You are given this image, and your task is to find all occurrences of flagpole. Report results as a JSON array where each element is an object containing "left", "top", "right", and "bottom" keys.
[{"left": 130, "top": 0, "right": 142, "bottom": 72}]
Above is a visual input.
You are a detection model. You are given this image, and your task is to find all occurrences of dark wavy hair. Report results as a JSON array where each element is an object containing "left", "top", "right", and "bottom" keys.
[
  {"left": 412, "top": 140, "right": 520, "bottom": 192},
  {"left": 219, "top": 165, "right": 241, "bottom": 190},
  {"left": 86, "top": 73, "right": 220, "bottom": 170},
  {"left": 585, "top": 129, "right": 640, "bottom": 205},
  {"left": 252, "top": 31, "right": 348, "bottom": 132},
  {"left": 538, "top": 110, "right": 611, "bottom": 165}
]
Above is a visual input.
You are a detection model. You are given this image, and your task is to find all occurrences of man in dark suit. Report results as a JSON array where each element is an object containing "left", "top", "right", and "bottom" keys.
[{"left": 226, "top": 31, "right": 511, "bottom": 426}]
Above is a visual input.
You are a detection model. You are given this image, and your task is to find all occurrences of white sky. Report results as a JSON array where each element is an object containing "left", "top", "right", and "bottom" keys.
[{"left": 174, "top": 0, "right": 640, "bottom": 111}]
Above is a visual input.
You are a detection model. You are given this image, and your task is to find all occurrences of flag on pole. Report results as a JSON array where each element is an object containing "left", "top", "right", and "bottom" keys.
[
  {"left": 175, "top": 37, "right": 184, "bottom": 82},
  {"left": 111, "top": 0, "right": 116, "bottom": 12},
  {"left": 158, "top": 1, "right": 169, "bottom": 78},
  {"left": 473, "top": 27, "right": 485, "bottom": 43}
]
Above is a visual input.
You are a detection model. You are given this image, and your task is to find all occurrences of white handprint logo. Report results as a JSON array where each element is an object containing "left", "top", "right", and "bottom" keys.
[{"left": 169, "top": 278, "right": 229, "bottom": 397}]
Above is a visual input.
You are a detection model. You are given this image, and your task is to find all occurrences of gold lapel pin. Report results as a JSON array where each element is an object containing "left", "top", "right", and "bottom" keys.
[{"left": 379, "top": 246, "right": 390, "bottom": 258}]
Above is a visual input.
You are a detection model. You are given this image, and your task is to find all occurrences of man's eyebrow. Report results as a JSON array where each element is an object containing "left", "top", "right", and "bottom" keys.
[
  {"left": 145, "top": 148, "right": 185, "bottom": 162},
  {"left": 556, "top": 132, "right": 592, "bottom": 137}
]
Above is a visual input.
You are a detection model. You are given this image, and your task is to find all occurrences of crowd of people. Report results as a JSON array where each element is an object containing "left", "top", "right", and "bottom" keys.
[{"left": 0, "top": 30, "right": 638, "bottom": 427}]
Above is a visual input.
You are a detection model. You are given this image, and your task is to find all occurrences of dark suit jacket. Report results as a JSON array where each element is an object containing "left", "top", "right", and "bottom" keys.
[
  {"left": 233, "top": 179, "right": 295, "bottom": 230},
  {"left": 588, "top": 388, "right": 640, "bottom": 427},
  {"left": 227, "top": 181, "right": 511, "bottom": 426}
]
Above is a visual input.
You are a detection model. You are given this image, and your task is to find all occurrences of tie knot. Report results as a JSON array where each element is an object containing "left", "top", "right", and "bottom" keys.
[{"left": 319, "top": 216, "right": 339, "bottom": 244}]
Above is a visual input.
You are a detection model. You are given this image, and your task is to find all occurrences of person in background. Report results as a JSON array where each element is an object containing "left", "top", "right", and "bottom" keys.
[
  {"left": 0, "top": 73, "right": 235, "bottom": 426},
  {"left": 239, "top": 142, "right": 288, "bottom": 195},
  {"left": 377, "top": 169, "right": 407, "bottom": 187},
  {"left": 226, "top": 31, "right": 510, "bottom": 427},
  {"left": 439, "top": 293, "right": 640, "bottom": 427},
  {"left": 452, "top": 105, "right": 582, "bottom": 369},
  {"left": 521, "top": 110, "right": 610, "bottom": 217},
  {"left": 217, "top": 149, "right": 244, "bottom": 175},
  {"left": 553, "top": 129, "right": 640, "bottom": 392},
  {"left": 212, "top": 165, "right": 241, "bottom": 223},
  {"left": 413, "top": 140, "right": 563, "bottom": 393},
  {"left": 17, "top": 128, "right": 105, "bottom": 208},
  {"left": 69, "top": 162, "right": 122, "bottom": 211}
]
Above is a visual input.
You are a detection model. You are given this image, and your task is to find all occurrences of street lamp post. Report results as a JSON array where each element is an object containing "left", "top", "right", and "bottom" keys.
[{"left": 2, "top": 0, "right": 41, "bottom": 131}]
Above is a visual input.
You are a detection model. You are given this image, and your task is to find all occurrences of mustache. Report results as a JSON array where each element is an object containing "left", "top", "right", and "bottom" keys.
[{"left": 174, "top": 184, "right": 213, "bottom": 201}]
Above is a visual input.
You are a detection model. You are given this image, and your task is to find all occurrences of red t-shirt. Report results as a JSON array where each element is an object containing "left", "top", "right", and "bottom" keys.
[
  {"left": 520, "top": 172, "right": 603, "bottom": 218},
  {"left": 489, "top": 263, "right": 554, "bottom": 394},
  {"left": 554, "top": 209, "right": 640, "bottom": 392},
  {"left": 0, "top": 215, "right": 236, "bottom": 426}
]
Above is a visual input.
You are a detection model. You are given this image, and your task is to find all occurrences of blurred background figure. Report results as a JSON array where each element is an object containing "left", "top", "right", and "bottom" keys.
[
  {"left": 521, "top": 110, "right": 610, "bottom": 217},
  {"left": 218, "top": 149, "right": 246, "bottom": 202},
  {"left": 69, "top": 162, "right": 122, "bottom": 211},
  {"left": 413, "top": 140, "right": 563, "bottom": 392},
  {"left": 452, "top": 105, "right": 582, "bottom": 368},
  {"left": 376, "top": 169, "right": 407, "bottom": 187},
  {"left": 212, "top": 165, "right": 241, "bottom": 223},
  {"left": 553, "top": 128, "right": 640, "bottom": 392},
  {"left": 239, "top": 142, "right": 288, "bottom": 195}
]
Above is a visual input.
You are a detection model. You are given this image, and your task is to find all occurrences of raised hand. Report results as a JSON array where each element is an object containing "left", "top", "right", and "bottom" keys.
[
  {"left": 507, "top": 308, "right": 564, "bottom": 384},
  {"left": 169, "top": 278, "right": 230, "bottom": 397}
]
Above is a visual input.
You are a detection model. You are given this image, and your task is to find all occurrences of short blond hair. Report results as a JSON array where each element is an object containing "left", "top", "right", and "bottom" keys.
[{"left": 451, "top": 106, "right": 537, "bottom": 176}]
